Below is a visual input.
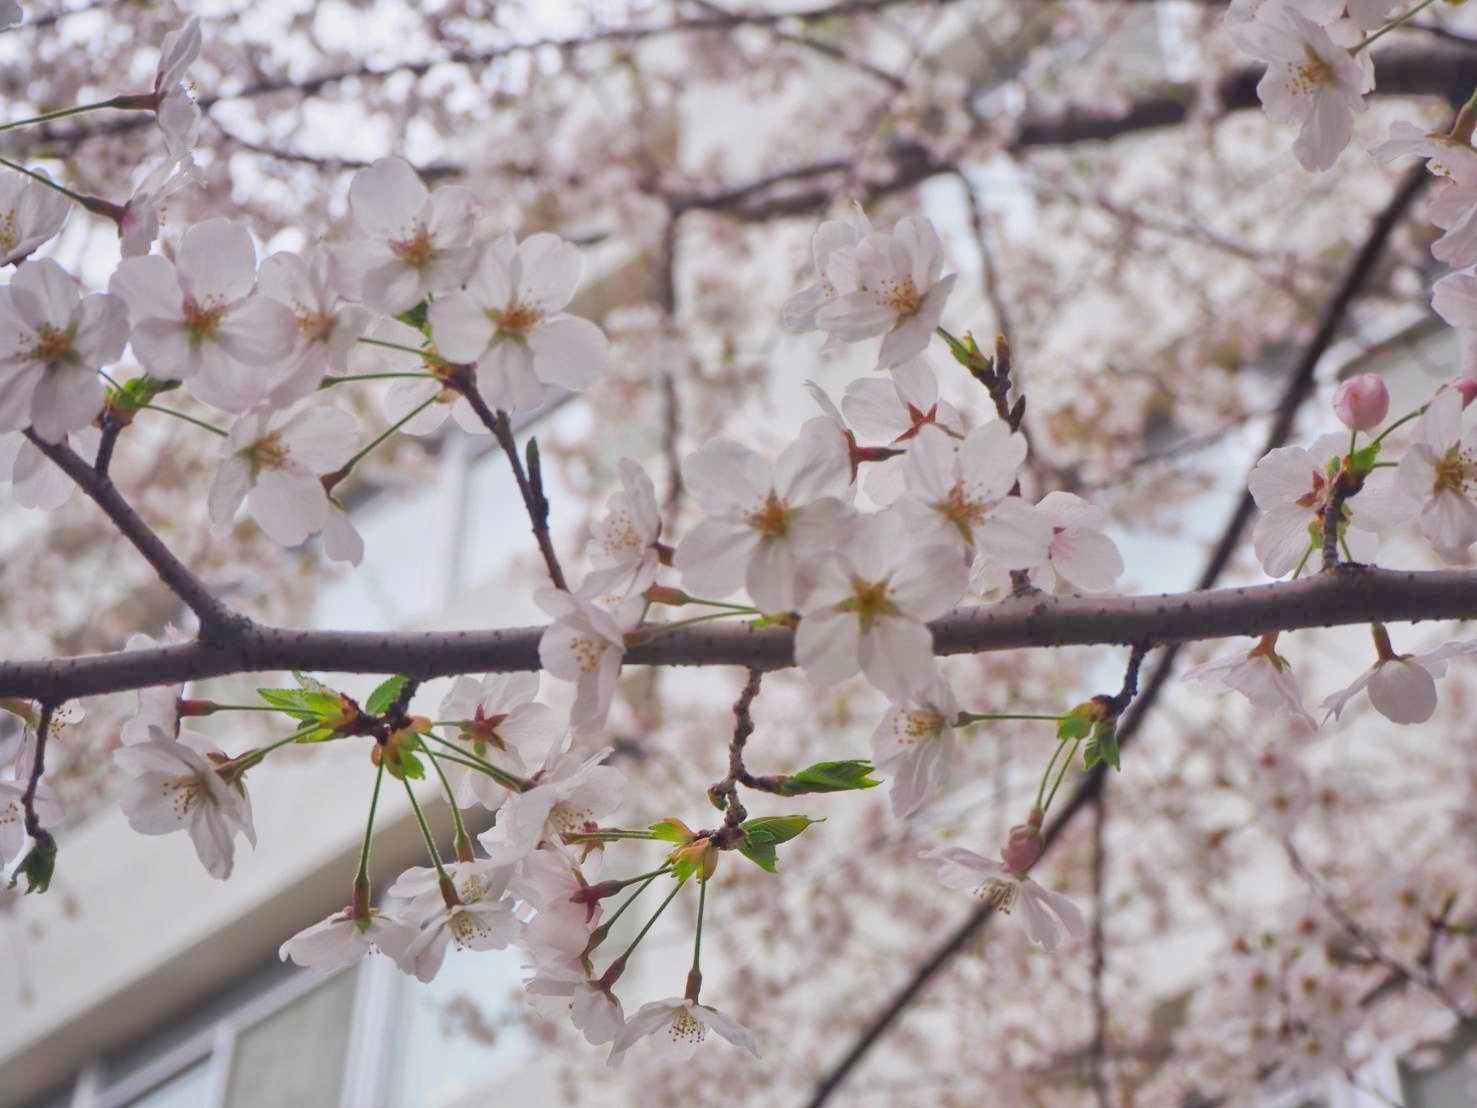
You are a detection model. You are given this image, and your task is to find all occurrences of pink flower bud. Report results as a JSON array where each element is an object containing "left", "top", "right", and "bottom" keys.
[
  {"left": 1333, "top": 374, "right": 1389, "bottom": 431},
  {"left": 1001, "top": 822, "right": 1044, "bottom": 874},
  {"left": 1455, "top": 378, "right": 1477, "bottom": 409}
]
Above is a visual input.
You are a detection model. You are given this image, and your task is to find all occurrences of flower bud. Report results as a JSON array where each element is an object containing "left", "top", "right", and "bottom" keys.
[
  {"left": 1333, "top": 374, "right": 1389, "bottom": 431},
  {"left": 1455, "top": 377, "right": 1477, "bottom": 409},
  {"left": 1000, "top": 817, "right": 1044, "bottom": 875}
]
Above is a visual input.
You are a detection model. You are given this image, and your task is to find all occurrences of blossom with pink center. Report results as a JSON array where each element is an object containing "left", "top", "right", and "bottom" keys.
[
  {"left": 0, "top": 258, "right": 128, "bottom": 443},
  {"left": 536, "top": 587, "right": 639, "bottom": 731},
  {"left": 1245, "top": 432, "right": 1379, "bottom": 577},
  {"left": 0, "top": 170, "right": 69, "bottom": 266},
  {"left": 0, "top": 780, "right": 61, "bottom": 867},
  {"left": 208, "top": 402, "right": 359, "bottom": 548},
  {"left": 1183, "top": 635, "right": 1318, "bottom": 732},
  {"left": 478, "top": 747, "right": 625, "bottom": 866},
  {"left": 841, "top": 356, "right": 963, "bottom": 504},
  {"left": 121, "top": 624, "right": 188, "bottom": 745},
  {"left": 976, "top": 491, "right": 1124, "bottom": 593},
  {"left": 896, "top": 421, "right": 1025, "bottom": 557},
  {"left": 608, "top": 997, "right": 760, "bottom": 1064},
  {"left": 1231, "top": 5, "right": 1369, "bottom": 172},
  {"left": 0, "top": 426, "right": 98, "bottom": 510},
  {"left": 352, "top": 319, "right": 474, "bottom": 437},
  {"left": 781, "top": 205, "right": 869, "bottom": 343},
  {"left": 333, "top": 157, "right": 479, "bottom": 315},
  {"left": 1375, "top": 122, "right": 1477, "bottom": 270},
  {"left": 1332, "top": 374, "right": 1388, "bottom": 432},
  {"left": 256, "top": 248, "right": 373, "bottom": 404},
  {"left": 584, "top": 458, "right": 664, "bottom": 601},
  {"left": 872, "top": 676, "right": 959, "bottom": 818},
  {"left": 114, "top": 731, "right": 255, "bottom": 880},
  {"left": 116, "top": 153, "right": 200, "bottom": 258},
  {"left": 814, "top": 216, "right": 958, "bottom": 370},
  {"left": 279, "top": 908, "right": 421, "bottom": 974},
  {"left": 1320, "top": 629, "right": 1477, "bottom": 725},
  {"left": 437, "top": 672, "right": 562, "bottom": 811},
  {"left": 512, "top": 847, "right": 602, "bottom": 970},
  {"left": 675, "top": 423, "right": 853, "bottom": 614},
  {"left": 1395, "top": 387, "right": 1477, "bottom": 562},
  {"left": 795, "top": 509, "right": 966, "bottom": 699},
  {"left": 923, "top": 845, "right": 1086, "bottom": 952},
  {"left": 427, "top": 232, "right": 609, "bottom": 412},
  {"left": 109, "top": 218, "right": 298, "bottom": 413}
]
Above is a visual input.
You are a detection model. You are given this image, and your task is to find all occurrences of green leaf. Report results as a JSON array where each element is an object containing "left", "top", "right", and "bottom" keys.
[
  {"left": 734, "top": 814, "right": 823, "bottom": 873},
  {"left": 737, "top": 837, "right": 778, "bottom": 873},
  {"left": 1082, "top": 721, "right": 1121, "bottom": 772},
  {"left": 1348, "top": 443, "right": 1381, "bottom": 476},
  {"left": 366, "top": 675, "right": 410, "bottom": 715},
  {"left": 1057, "top": 712, "right": 1092, "bottom": 742},
  {"left": 9, "top": 829, "right": 55, "bottom": 894},
  {"left": 257, "top": 687, "right": 345, "bottom": 721},
  {"left": 395, "top": 300, "right": 431, "bottom": 336},
  {"left": 395, "top": 748, "right": 426, "bottom": 781},
  {"left": 777, "top": 760, "right": 880, "bottom": 795},
  {"left": 648, "top": 818, "right": 694, "bottom": 843}
]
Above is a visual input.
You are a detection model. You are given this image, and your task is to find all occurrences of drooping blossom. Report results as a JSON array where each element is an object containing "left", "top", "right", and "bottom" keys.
[
  {"left": 1320, "top": 628, "right": 1477, "bottom": 725},
  {"left": 116, "top": 153, "right": 199, "bottom": 258},
  {"left": 841, "top": 356, "right": 964, "bottom": 503},
  {"left": 479, "top": 747, "right": 625, "bottom": 866},
  {"left": 332, "top": 156, "right": 479, "bottom": 315},
  {"left": 256, "top": 248, "right": 373, "bottom": 404},
  {"left": 0, "top": 426, "right": 98, "bottom": 510},
  {"left": 208, "top": 402, "right": 359, "bottom": 548},
  {"left": 0, "top": 258, "right": 128, "bottom": 443},
  {"left": 923, "top": 844, "right": 1086, "bottom": 953},
  {"left": 279, "top": 908, "right": 420, "bottom": 974},
  {"left": 121, "top": 625, "right": 189, "bottom": 745},
  {"left": 675, "top": 423, "right": 852, "bottom": 614},
  {"left": 1374, "top": 122, "right": 1477, "bottom": 270},
  {"left": 427, "top": 232, "right": 609, "bottom": 412},
  {"left": 0, "top": 170, "right": 69, "bottom": 267},
  {"left": 872, "top": 676, "right": 960, "bottom": 818},
  {"left": 437, "top": 672, "right": 562, "bottom": 810},
  {"left": 795, "top": 510, "right": 965, "bottom": 699},
  {"left": 525, "top": 967, "right": 626, "bottom": 1046},
  {"left": 0, "top": 781, "right": 61, "bottom": 866},
  {"left": 896, "top": 421, "right": 1025, "bottom": 557},
  {"left": 512, "top": 846, "right": 602, "bottom": 970},
  {"left": 1231, "top": 6, "right": 1369, "bottom": 172},
  {"left": 814, "top": 216, "right": 958, "bottom": 370},
  {"left": 396, "top": 861, "right": 518, "bottom": 983},
  {"left": 536, "top": 588, "right": 639, "bottom": 731},
  {"left": 781, "top": 204, "right": 869, "bottom": 342},
  {"left": 585, "top": 458, "right": 664, "bottom": 601},
  {"left": 1183, "top": 635, "right": 1318, "bottom": 732},
  {"left": 977, "top": 491, "right": 1124, "bottom": 593},
  {"left": 1433, "top": 268, "right": 1477, "bottom": 377},
  {"left": 114, "top": 732, "right": 256, "bottom": 880},
  {"left": 609, "top": 997, "right": 760, "bottom": 1064},
  {"left": 109, "top": 218, "right": 298, "bottom": 412},
  {"left": 151, "top": 16, "right": 203, "bottom": 157},
  {"left": 1395, "top": 387, "right": 1477, "bottom": 562},
  {"left": 1244, "top": 433, "right": 1378, "bottom": 577}
]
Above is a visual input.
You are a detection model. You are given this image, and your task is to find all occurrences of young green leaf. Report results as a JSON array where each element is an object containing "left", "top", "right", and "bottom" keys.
[
  {"left": 777, "top": 760, "right": 880, "bottom": 795},
  {"left": 366, "top": 674, "right": 410, "bottom": 716},
  {"left": 1082, "top": 720, "right": 1121, "bottom": 772}
]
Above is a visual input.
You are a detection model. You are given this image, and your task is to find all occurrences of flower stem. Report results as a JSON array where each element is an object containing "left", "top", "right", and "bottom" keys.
[
  {"left": 353, "top": 336, "right": 446, "bottom": 362},
  {"left": 1370, "top": 405, "right": 1424, "bottom": 447},
  {"left": 1353, "top": 0, "right": 1440, "bottom": 54},
  {"left": 1291, "top": 544, "right": 1314, "bottom": 581},
  {"left": 686, "top": 877, "right": 708, "bottom": 1003},
  {"left": 319, "top": 370, "right": 439, "bottom": 387},
  {"left": 333, "top": 395, "right": 438, "bottom": 478},
  {"left": 598, "top": 876, "right": 686, "bottom": 988},
  {"left": 420, "top": 741, "right": 473, "bottom": 862},
  {"left": 422, "top": 731, "right": 527, "bottom": 792},
  {"left": 583, "top": 870, "right": 664, "bottom": 957},
  {"left": 956, "top": 711, "right": 1063, "bottom": 725},
  {"left": 0, "top": 154, "right": 94, "bottom": 206},
  {"left": 141, "top": 404, "right": 227, "bottom": 437},
  {"left": 627, "top": 611, "right": 745, "bottom": 643},
  {"left": 1034, "top": 739, "right": 1068, "bottom": 813},
  {"left": 355, "top": 760, "right": 385, "bottom": 888},
  {"left": 1042, "top": 738, "right": 1082, "bottom": 813},
  {"left": 562, "top": 828, "right": 660, "bottom": 842},
  {"left": 0, "top": 96, "right": 128, "bottom": 133},
  {"left": 401, "top": 773, "right": 449, "bottom": 882}
]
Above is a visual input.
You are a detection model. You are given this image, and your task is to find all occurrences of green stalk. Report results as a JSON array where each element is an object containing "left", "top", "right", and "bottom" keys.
[
  {"left": 0, "top": 155, "right": 93, "bottom": 205},
  {"left": 319, "top": 370, "right": 439, "bottom": 387},
  {"left": 957, "top": 711, "right": 1063, "bottom": 725},
  {"left": 422, "top": 732, "right": 527, "bottom": 792},
  {"left": 1370, "top": 406, "right": 1424, "bottom": 447},
  {"left": 401, "top": 774, "right": 449, "bottom": 882},
  {"left": 333, "top": 395, "right": 438, "bottom": 476},
  {"left": 420, "top": 741, "right": 472, "bottom": 861},
  {"left": 0, "top": 97, "right": 129, "bottom": 133},
  {"left": 355, "top": 761, "right": 386, "bottom": 887},
  {"left": 1353, "top": 0, "right": 1440, "bottom": 54},
  {"left": 141, "top": 404, "right": 227, "bottom": 436}
]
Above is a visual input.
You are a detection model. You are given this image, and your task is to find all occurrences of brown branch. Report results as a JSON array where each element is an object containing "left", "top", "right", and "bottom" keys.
[
  {"left": 709, "top": 669, "right": 764, "bottom": 842},
  {"left": 22, "top": 432, "right": 249, "bottom": 638}
]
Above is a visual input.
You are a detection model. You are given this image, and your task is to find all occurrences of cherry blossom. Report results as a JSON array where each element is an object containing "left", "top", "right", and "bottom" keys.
[
  {"left": 1245, "top": 433, "right": 1377, "bottom": 577},
  {"left": 333, "top": 157, "right": 479, "bottom": 315},
  {"left": 0, "top": 170, "right": 69, "bottom": 267},
  {"left": 0, "top": 426, "right": 98, "bottom": 510},
  {"left": 114, "top": 732, "right": 256, "bottom": 880},
  {"left": 109, "top": 218, "right": 298, "bottom": 413},
  {"left": 255, "top": 248, "right": 373, "bottom": 404},
  {"left": 584, "top": 458, "right": 664, "bottom": 601},
  {"left": 674, "top": 425, "right": 852, "bottom": 614},
  {"left": 795, "top": 510, "right": 965, "bottom": 699},
  {"left": 872, "top": 676, "right": 960, "bottom": 818},
  {"left": 977, "top": 491, "right": 1124, "bottom": 593},
  {"left": 152, "top": 16, "right": 202, "bottom": 158},
  {"left": 427, "top": 232, "right": 610, "bottom": 412},
  {"left": 388, "top": 859, "right": 501, "bottom": 920},
  {"left": 0, "top": 258, "right": 129, "bottom": 443},
  {"left": 609, "top": 997, "right": 760, "bottom": 1063},
  {"left": 525, "top": 968, "right": 625, "bottom": 1046},
  {"left": 1332, "top": 374, "right": 1388, "bottom": 432},
  {"left": 479, "top": 747, "right": 625, "bottom": 866},
  {"left": 536, "top": 588, "right": 638, "bottom": 731},
  {"left": 0, "top": 781, "right": 61, "bottom": 866},
  {"left": 1432, "top": 268, "right": 1477, "bottom": 377},
  {"left": 321, "top": 502, "right": 364, "bottom": 567},
  {"left": 896, "top": 422, "right": 1025, "bottom": 557},
  {"left": 813, "top": 216, "right": 958, "bottom": 370},
  {"left": 208, "top": 402, "right": 358, "bottom": 548},
  {"left": 1320, "top": 629, "right": 1477, "bottom": 725},
  {"left": 1231, "top": 6, "right": 1369, "bottom": 172},
  {"left": 1395, "top": 387, "right": 1477, "bottom": 562},
  {"left": 1374, "top": 122, "right": 1477, "bottom": 270},
  {"left": 781, "top": 205, "right": 869, "bottom": 342},
  {"left": 512, "top": 847, "right": 601, "bottom": 969},
  {"left": 1183, "top": 635, "right": 1318, "bottom": 732},
  {"left": 279, "top": 907, "right": 420, "bottom": 973},
  {"left": 923, "top": 845, "right": 1086, "bottom": 953},
  {"left": 437, "top": 672, "right": 562, "bottom": 810},
  {"left": 399, "top": 862, "right": 518, "bottom": 983},
  {"left": 116, "top": 154, "right": 199, "bottom": 258},
  {"left": 352, "top": 318, "right": 473, "bottom": 437},
  {"left": 840, "top": 356, "right": 963, "bottom": 503},
  {"left": 121, "top": 625, "right": 188, "bottom": 745}
]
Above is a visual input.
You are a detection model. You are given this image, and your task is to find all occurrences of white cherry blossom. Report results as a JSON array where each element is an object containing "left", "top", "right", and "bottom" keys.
[
  {"left": 923, "top": 845, "right": 1086, "bottom": 953},
  {"left": 814, "top": 216, "right": 958, "bottom": 370},
  {"left": 399, "top": 862, "right": 518, "bottom": 982},
  {"left": 321, "top": 502, "right": 364, "bottom": 567},
  {"left": 536, "top": 588, "right": 638, "bottom": 731},
  {"left": 0, "top": 258, "right": 128, "bottom": 443},
  {"left": 109, "top": 218, "right": 298, "bottom": 412},
  {"left": 977, "top": 491, "right": 1124, "bottom": 593},
  {"left": 116, "top": 153, "right": 199, "bottom": 258},
  {"left": 1395, "top": 387, "right": 1477, "bottom": 562},
  {"left": 427, "top": 232, "right": 609, "bottom": 412},
  {"left": 353, "top": 318, "right": 475, "bottom": 437},
  {"left": 208, "top": 402, "right": 359, "bottom": 547},
  {"left": 437, "top": 672, "right": 562, "bottom": 810},
  {"left": 525, "top": 967, "right": 625, "bottom": 1046},
  {"left": 0, "top": 170, "right": 69, "bottom": 267},
  {"left": 114, "top": 731, "right": 255, "bottom": 880},
  {"left": 121, "top": 624, "right": 189, "bottom": 745},
  {"left": 896, "top": 421, "right": 1025, "bottom": 557},
  {"left": 479, "top": 747, "right": 625, "bottom": 866},
  {"left": 1433, "top": 269, "right": 1477, "bottom": 378},
  {"left": 1375, "top": 122, "right": 1477, "bottom": 270},
  {"left": 609, "top": 997, "right": 760, "bottom": 1064},
  {"left": 841, "top": 356, "right": 963, "bottom": 503},
  {"left": 333, "top": 157, "right": 479, "bottom": 315},
  {"left": 256, "top": 248, "right": 373, "bottom": 404},
  {"left": 279, "top": 908, "right": 420, "bottom": 973},
  {"left": 0, "top": 426, "right": 98, "bottom": 510},
  {"left": 1183, "top": 635, "right": 1318, "bottom": 732},
  {"left": 512, "top": 847, "right": 602, "bottom": 969},
  {"left": 152, "top": 16, "right": 202, "bottom": 158},
  {"left": 1245, "top": 433, "right": 1377, "bottom": 577},
  {"left": 585, "top": 458, "right": 664, "bottom": 601},
  {"left": 0, "top": 781, "right": 61, "bottom": 866},
  {"left": 1320, "top": 631, "right": 1477, "bottom": 725},
  {"left": 675, "top": 423, "right": 852, "bottom": 614},
  {"left": 872, "top": 676, "right": 960, "bottom": 818},
  {"left": 781, "top": 205, "right": 869, "bottom": 340},
  {"left": 795, "top": 510, "right": 965, "bottom": 699}
]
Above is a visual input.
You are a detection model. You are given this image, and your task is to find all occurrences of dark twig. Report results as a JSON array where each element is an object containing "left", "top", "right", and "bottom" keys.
[
  {"left": 710, "top": 669, "right": 764, "bottom": 845},
  {"left": 1320, "top": 464, "right": 1364, "bottom": 571},
  {"left": 21, "top": 702, "right": 53, "bottom": 840}
]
